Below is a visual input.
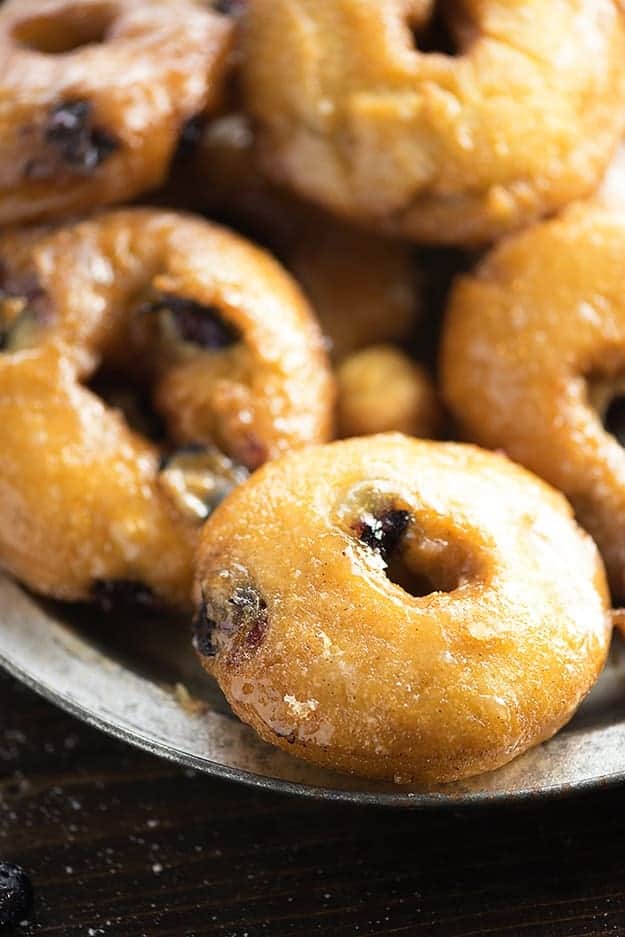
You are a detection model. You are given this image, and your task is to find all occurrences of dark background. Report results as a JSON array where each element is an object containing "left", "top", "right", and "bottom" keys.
[{"left": 2, "top": 670, "right": 625, "bottom": 937}]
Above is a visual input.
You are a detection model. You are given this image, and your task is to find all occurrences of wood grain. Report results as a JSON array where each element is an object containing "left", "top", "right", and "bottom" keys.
[{"left": 2, "top": 671, "right": 625, "bottom": 937}]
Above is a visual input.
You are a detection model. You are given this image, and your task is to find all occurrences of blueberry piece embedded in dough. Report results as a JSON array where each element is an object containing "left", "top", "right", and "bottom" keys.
[
  {"left": 24, "top": 99, "right": 118, "bottom": 179},
  {"left": 140, "top": 293, "right": 240, "bottom": 350},
  {"left": 193, "top": 584, "right": 269, "bottom": 658},
  {"left": 192, "top": 597, "right": 218, "bottom": 657},
  {"left": 158, "top": 444, "right": 248, "bottom": 522},
  {"left": 228, "top": 585, "right": 268, "bottom": 649},
  {"left": 0, "top": 276, "right": 51, "bottom": 352},
  {"left": 353, "top": 508, "right": 411, "bottom": 561}
]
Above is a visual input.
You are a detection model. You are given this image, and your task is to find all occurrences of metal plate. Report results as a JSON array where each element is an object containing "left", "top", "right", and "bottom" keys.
[{"left": 2, "top": 573, "right": 625, "bottom": 807}]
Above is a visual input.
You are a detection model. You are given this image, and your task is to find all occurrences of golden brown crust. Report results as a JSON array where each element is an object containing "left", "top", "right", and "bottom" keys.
[
  {"left": 441, "top": 204, "right": 625, "bottom": 600},
  {"left": 336, "top": 345, "right": 442, "bottom": 438},
  {"left": 194, "top": 435, "right": 610, "bottom": 784},
  {"left": 0, "top": 0, "right": 233, "bottom": 224},
  {"left": 0, "top": 209, "right": 334, "bottom": 607},
  {"left": 243, "top": 0, "right": 625, "bottom": 245}
]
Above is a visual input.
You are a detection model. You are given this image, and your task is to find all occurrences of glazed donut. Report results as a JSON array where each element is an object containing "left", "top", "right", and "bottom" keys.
[
  {"left": 441, "top": 204, "right": 625, "bottom": 600},
  {"left": 336, "top": 345, "right": 442, "bottom": 439},
  {"left": 0, "top": 209, "right": 333, "bottom": 608},
  {"left": 174, "top": 114, "right": 420, "bottom": 359},
  {"left": 0, "top": 0, "right": 233, "bottom": 224},
  {"left": 193, "top": 435, "right": 610, "bottom": 784},
  {"left": 242, "top": 0, "right": 625, "bottom": 245}
]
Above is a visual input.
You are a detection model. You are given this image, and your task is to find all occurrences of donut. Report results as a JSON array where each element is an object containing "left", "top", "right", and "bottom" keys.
[
  {"left": 0, "top": 0, "right": 233, "bottom": 224},
  {"left": 0, "top": 209, "right": 333, "bottom": 608},
  {"left": 173, "top": 114, "right": 419, "bottom": 359},
  {"left": 441, "top": 203, "right": 625, "bottom": 600},
  {"left": 193, "top": 435, "right": 610, "bottom": 784},
  {"left": 336, "top": 345, "right": 442, "bottom": 439},
  {"left": 242, "top": 0, "right": 625, "bottom": 245}
]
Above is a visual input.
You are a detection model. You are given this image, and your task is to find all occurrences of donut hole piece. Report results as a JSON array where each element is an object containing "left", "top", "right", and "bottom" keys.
[{"left": 13, "top": 4, "right": 116, "bottom": 54}]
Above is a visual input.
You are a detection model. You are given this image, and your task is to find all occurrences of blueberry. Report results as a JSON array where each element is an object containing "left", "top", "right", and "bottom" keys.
[
  {"left": 0, "top": 276, "right": 50, "bottom": 353},
  {"left": 148, "top": 294, "right": 239, "bottom": 350},
  {"left": 158, "top": 445, "right": 248, "bottom": 522},
  {"left": 0, "top": 863, "right": 33, "bottom": 926},
  {"left": 228, "top": 586, "right": 268, "bottom": 650},
  {"left": 193, "top": 584, "right": 268, "bottom": 659},
  {"left": 192, "top": 597, "right": 218, "bottom": 658},
  {"left": 353, "top": 508, "right": 411, "bottom": 562},
  {"left": 25, "top": 99, "right": 118, "bottom": 179}
]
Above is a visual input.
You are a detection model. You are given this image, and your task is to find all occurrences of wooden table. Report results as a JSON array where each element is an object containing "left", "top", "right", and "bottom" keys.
[{"left": 2, "top": 670, "right": 625, "bottom": 937}]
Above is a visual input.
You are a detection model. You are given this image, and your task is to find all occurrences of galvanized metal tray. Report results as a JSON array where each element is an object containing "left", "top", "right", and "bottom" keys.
[{"left": 2, "top": 573, "right": 625, "bottom": 807}]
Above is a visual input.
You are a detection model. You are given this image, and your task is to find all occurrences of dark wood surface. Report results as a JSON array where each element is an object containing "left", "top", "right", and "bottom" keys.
[{"left": 2, "top": 671, "right": 625, "bottom": 937}]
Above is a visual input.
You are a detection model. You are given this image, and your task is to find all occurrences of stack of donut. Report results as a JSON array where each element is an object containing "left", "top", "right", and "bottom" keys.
[{"left": 2, "top": 0, "right": 625, "bottom": 786}]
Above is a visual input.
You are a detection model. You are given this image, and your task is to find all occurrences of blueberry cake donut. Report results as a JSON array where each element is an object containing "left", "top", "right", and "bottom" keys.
[
  {"left": 243, "top": 0, "right": 625, "bottom": 245},
  {"left": 0, "top": 209, "right": 333, "bottom": 608},
  {"left": 442, "top": 204, "right": 625, "bottom": 601},
  {"left": 193, "top": 435, "right": 610, "bottom": 784},
  {"left": 0, "top": 0, "right": 233, "bottom": 223}
]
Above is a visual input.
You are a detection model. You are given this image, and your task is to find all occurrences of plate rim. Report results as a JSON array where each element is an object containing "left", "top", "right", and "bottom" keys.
[
  {"left": 3, "top": 647, "right": 625, "bottom": 810},
  {"left": 3, "top": 571, "right": 625, "bottom": 809}
]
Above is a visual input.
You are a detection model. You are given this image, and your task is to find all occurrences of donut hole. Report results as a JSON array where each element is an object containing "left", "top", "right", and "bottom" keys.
[
  {"left": 386, "top": 532, "right": 474, "bottom": 598},
  {"left": 588, "top": 375, "right": 625, "bottom": 447},
  {"left": 603, "top": 395, "right": 625, "bottom": 447},
  {"left": 86, "top": 367, "right": 166, "bottom": 443},
  {"left": 385, "top": 548, "right": 456, "bottom": 597},
  {"left": 14, "top": 5, "right": 116, "bottom": 55},
  {"left": 408, "top": 4, "right": 458, "bottom": 56}
]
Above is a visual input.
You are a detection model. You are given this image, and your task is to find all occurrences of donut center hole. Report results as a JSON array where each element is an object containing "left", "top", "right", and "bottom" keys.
[
  {"left": 14, "top": 5, "right": 115, "bottom": 54},
  {"left": 603, "top": 395, "right": 625, "bottom": 447},
  {"left": 409, "top": 4, "right": 458, "bottom": 56},
  {"left": 385, "top": 549, "right": 455, "bottom": 598},
  {"left": 588, "top": 375, "right": 625, "bottom": 447},
  {"left": 87, "top": 367, "right": 166, "bottom": 443},
  {"left": 352, "top": 507, "right": 467, "bottom": 597}
]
